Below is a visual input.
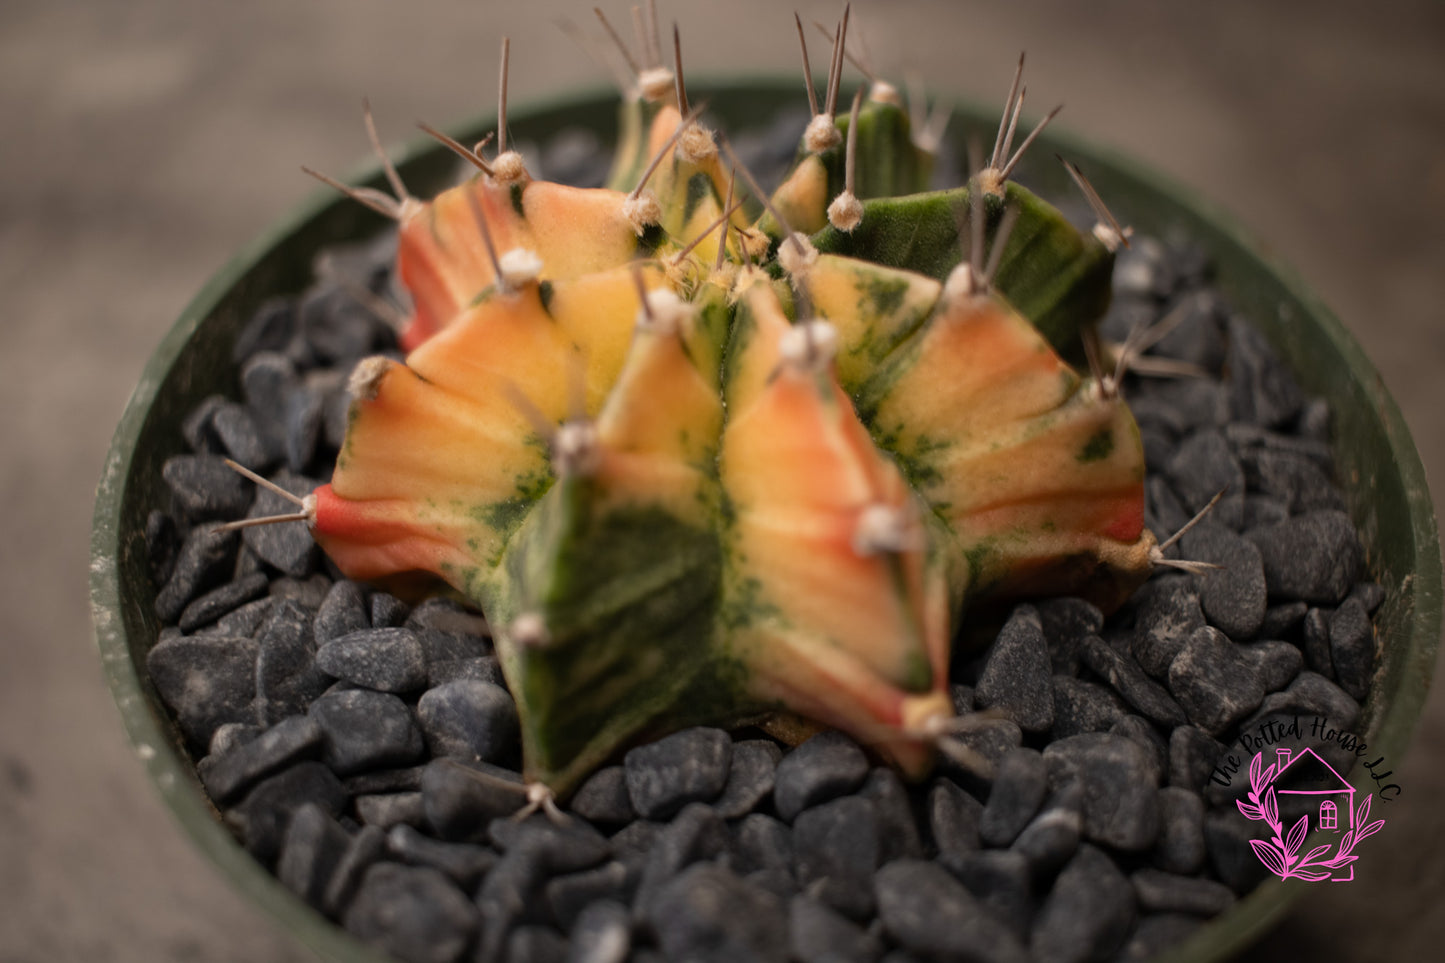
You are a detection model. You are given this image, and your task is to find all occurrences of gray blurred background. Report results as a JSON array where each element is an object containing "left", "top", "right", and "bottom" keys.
[{"left": 3, "top": 1, "right": 1443, "bottom": 959}]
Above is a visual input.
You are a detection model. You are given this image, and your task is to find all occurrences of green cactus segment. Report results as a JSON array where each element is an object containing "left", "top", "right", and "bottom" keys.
[
  {"left": 604, "top": 94, "right": 670, "bottom": 193},
  {"left": 763, "top": 98, "right": 933, "bottom": 237},
  {"left": 480, "top": 285, "right": 733, "bottom": 793},
  {"left": 487, "top": 485, "right": 724, "bottom": 793},
  {"left": 797, "top": 254, "right": 943, "bottom": 394},
  {"left": 809, "top": 183, "right": 1115, "bottom": 355},
  {"left": 858, "top": 289, "right": 1152, "bottom": 610}
]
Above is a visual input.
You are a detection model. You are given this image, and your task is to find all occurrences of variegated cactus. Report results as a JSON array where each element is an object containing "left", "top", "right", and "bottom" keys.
[{"left": 264, "top": 11, "right": 1166, "bottom": 796}]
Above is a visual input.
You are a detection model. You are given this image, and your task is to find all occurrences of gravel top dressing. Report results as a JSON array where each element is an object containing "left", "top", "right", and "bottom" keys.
[{"left": 140, "top": 126, "right": 1381, "bottom": 963}]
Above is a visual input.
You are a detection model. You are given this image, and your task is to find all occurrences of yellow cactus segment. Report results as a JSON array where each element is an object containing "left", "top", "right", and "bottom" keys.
[
  {"left": 801, "top": 255, "right": 943, "bottom": 392},
  {"left": 521, "top": 181, "right": 644, "bottom": 279},
  {"left": 766, "top": 153, "right": 830, "bottom": 236},
  {"left": 594, "top": 317, "right": 724, "bottom": 525},
  {"left": 545, "top": 263, "right": 671, "bottom": 414}
]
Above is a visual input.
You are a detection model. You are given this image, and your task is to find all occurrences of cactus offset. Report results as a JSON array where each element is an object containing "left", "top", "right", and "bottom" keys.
[{"left": 280, "top": 12, "right": 1162, "bottom": 795}]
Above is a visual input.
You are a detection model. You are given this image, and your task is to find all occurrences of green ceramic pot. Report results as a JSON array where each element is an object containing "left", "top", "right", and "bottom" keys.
[{"left": 89, "top": 81, "right": 1442, "bottom": 963}]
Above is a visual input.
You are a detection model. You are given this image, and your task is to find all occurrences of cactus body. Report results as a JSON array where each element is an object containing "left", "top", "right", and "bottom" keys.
[{"left": 305, "top": 65, "right": 1157, "bottom": 794}]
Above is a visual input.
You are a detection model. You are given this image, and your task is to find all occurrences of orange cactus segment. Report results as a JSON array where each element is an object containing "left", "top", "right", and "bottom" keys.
[
  {"left": 866, "top": 292, "right": 1151, "bottom": 609},
  {"left": 311, "top": 484, "right": 472, "bottom": 585},
  {"left": 521, "top": 181, "right": 642, "bottom": 278},
  {"left": 723, "top": 274, "right": 793, "bottom": 413},
  {"left": 734, "top": 621, "right": 946, "bottom": 779},
  {"left": 801, "top": 255, "right": 941, "bottom": 392},
  {"left": 396, "top": 178, "right": 531, "bottom": 348},
  {"left": 724, "top": 367, "right": 936, "bottom": 689},
  {"left": 328, "top": 359, "right": 549, "bottom": 577}
]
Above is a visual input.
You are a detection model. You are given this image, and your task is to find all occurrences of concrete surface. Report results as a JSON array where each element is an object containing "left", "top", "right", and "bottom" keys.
[{"left": 2, "top": 1, "right": 1442, "bottom": 959}]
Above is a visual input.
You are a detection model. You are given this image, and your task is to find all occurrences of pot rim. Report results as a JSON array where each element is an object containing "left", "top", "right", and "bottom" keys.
[{"left": 90, "top": 78, "right": 1442, "bottom": 963}]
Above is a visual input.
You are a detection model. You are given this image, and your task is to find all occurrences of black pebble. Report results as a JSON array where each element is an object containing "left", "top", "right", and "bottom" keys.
[
  {"left": 229, "top": 761, "right": 346, "bottom": 867},
  {"left": 146, "top": 633, "right": 257, "bottom": 747},
  {"left": 1330, "top": 598, "right": 1375, "bottom": 699},
  {"left": 1080, "top": 636, "right": 1187, "bottom": 728},
  {"left": 386, "top": 823, "right": 497, "bottom": 889},
  {"left": 426, "top": 655, "right": 505, "bottom": 689},
  {"left": 980, "top": 748, "right": 1048, "bottom": 848},
  {"left": 355, "top": 792, "right": 426, "bottom": 829},
  {"left": 1246, "top": 510, "right": 1364, "bottom": 604},
  {"left": 1034, "top": 597, "right": 1103, "bottom": 677},
  {"left": 646, "top": 862, "right": 789, "bottom": 963},
  {"left": 788, "top": 893, "right": 885, "bottom": 963},
  {"left": 284, "top": 384, "right": 325, "bottom": 473},
  {"left": 1301, "top": 607, "right": 1336, "bottom": 678},
  {"left": 1168, "top": 726, "right": 1228, "bottom": 794},
  {"left": 1152, "top": 787, "right": 1206, "bottom": 875},
  {"left": 927, "top": 778, "right": 983, "bottom": 873},
  {"left": 1043, "top": 733, "right": 1161, "bottom": 852},
  {"left": 1165, "top": 430, "right": 1244, "bottom": 528},
  {"left": 1225, "top": 314, "right": 1305, "bottom": 428},
  {"left": 163, "top": 453, "right": 253, "bottom": 523},
  {"left": 713, "top": 739, "right": 782, "bottom": 820},
  {"left": 1182, "top": 523, "right": 1267, "bottom": 640},
  {"left": 209, "top": 722, "right": 260, "bottom": 758},
  {"left": 1259, "top": 601, "right": 1308, "bottom": 639},
  {"left": 771, "top": 730, "right": 869, "bottom": 823},
  {"left": 873, "top": 859, "right": 1028, "bottom": 963},
  {"left": 733, "top": 812, "right": 795, "bottom": 879},
  {"left": 240, "top": 470, "right": 320, "bottom": 577},
  {"left": 624, "top": 727, "right": 732, "bottom": 821},
  {"left": 154, "top": 525, "right": 239, "bottom": 623},
  {"left": 1129, "top": 577, "right": 1207, "bottom": 679},
  {"left": 1203, "top": 808, "right": 1270, "bottom": 894},
  {"left": 546, "top": 861, "right": 633, "bottom": 932},
  {"left": 1029, "top": 844, "right": 1137, "bottom": 963},
  {"left": 277, "top": 802, "right": 350, "bottom": 909},
  {"left": 1011, "top": 786, "right": 1082, "bottom": 884},
  {"left": 343, "top": 862, "right": 479, "bottom": 963},
  {"left": 343, "top": 766, "right": 426, "bottom": 797},
  {"left": 1050, "top": 677, "right": 1128, "bottom": 738},
  {"left": 240, "top": 352, "right": 298, "bottom": 461},
  {"left": 567, "top": 900, "right": 632, "bottom": 963},
  {"left": 178, "top": 571, "right": 269, "bottom": 633},
  {"left": 859, "top": 767, "right": 923, "bottom": 863},
  {"left": 793, "top": 796, "right": 881, "bottom": 920},
  {"left": 416, "top": 681, "right": 518, "bottom": 764},
  {"left": 975, "top": 605, "right": 1055, "bottom": 733},
  {"left": 202, "top": 714, "right": 323, "bottom": 803},
  {"left": 370, "top": 591, "right": 411, "bottom": 628},
  {"left": 322, "top": 824, "right": 387, "bottom": 919},
  {"left": 948, "top": 849, "right": 1035, "bottom": 942},
  {"left": 316, "top": 627, "right": 428, "bottom": 693},
  {"left": 506, "top": 925, "right": 569, "bottom": 963},
  {"left": 181, "top": 394, "right": 228, "bottom": 453},
  {"left": 568, "top": 765, "right": 636, "bottom": 826},
  {"left": 314, "top": 580, "right": 369, "bottom": 643},
  {"left": 1167, "top": 626, "right": 1266, "bottom": 736},
  {"left": 309, "top": 688, "right": 425, "bottom": 776},
  {"left": 1133, "top": 867, "right": 1235, "bottom": 916},
  {"left": 145, "top": 510, "right": 180, "bottom": 586},
  {"left": 255, "top": 599, "right": 329, "bottom": 725},
  {"left": 1237, "top": 640, "right": 1303, "bottom": 692},
  {"left": 211, "top": 402, "right": 271, "bottom": 470},
  {"left": 634, "top": 803, "right": 731, "bottom": 914},
  {"left": 1110, "top": 716, "right": 1169, "bottom": 778},
  {"left": 419, "top": 758, "right": 524, "bottom": 844},
  {"left": 1246, "top": 671, "right": 1360, "bottom": 734}
]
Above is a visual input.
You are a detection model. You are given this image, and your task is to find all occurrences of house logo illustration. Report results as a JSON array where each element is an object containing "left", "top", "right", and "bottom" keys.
[{"left": 1236, "top": 746, "right": 1385, "bottom": 882}]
